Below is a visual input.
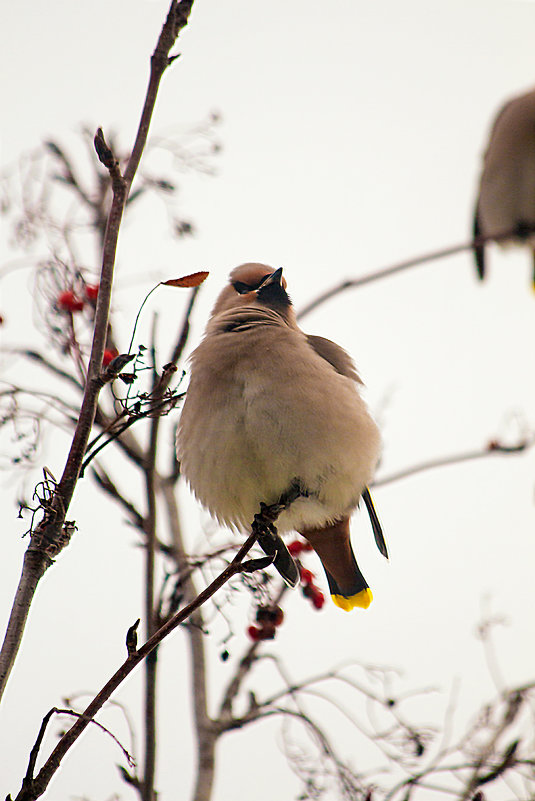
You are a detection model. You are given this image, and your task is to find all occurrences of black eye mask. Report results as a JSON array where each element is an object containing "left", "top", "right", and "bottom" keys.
[{"left": 232, "top": 276, "right": 270, "bottom": 295}]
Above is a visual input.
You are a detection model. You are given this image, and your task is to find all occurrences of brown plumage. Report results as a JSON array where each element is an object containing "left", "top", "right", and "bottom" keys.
[{"left": 177, "top": 264, "right": 387, "bottom": 610}]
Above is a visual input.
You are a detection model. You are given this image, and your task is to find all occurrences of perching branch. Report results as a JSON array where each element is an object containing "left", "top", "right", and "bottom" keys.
[{"left": 8, "top": 529, "right": 259, "bottom": 801}]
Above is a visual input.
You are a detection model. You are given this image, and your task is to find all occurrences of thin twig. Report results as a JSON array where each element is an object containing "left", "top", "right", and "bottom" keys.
[
  {"left": 159, "top": 477, "right": 215, "bottom": 801},
  {"left": 297, "top": 229, "right": 519, "bottom": 320},
  {"left": 90, "top": 465, "right": 145, "bottom": 529},
  {"left": 138, "top": 284, "right": 201, "bottom": 800},
  {"left": 4, "top": 348, "right": 84, "bottom": 391},
  {"left": 123, "top": 0, "right": 194, "bottom": 188},
  {"left": 141, "top": 316, "right": 160, "bottom": 801},
  {"left": 0, "top": 0, "right": 196, "bottom": 704},
  {"left": 9, "top": 530, "right": 258, "bottom": 801},
  {"left": 373, "top": 438, "right": 534, "bottom": 488}
]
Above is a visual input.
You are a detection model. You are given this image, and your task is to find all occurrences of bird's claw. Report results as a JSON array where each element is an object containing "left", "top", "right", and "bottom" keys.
[
  {"left": 251, "top": 513, "right": 299, "bottom": 588},
  {"left": 240, "top": 553, "right": 277, "bottom": 573}
]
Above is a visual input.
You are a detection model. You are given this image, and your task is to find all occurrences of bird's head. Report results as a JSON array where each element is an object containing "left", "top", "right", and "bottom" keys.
[{"left": 211, "top": 263, "right": 294, "bottom": 322}]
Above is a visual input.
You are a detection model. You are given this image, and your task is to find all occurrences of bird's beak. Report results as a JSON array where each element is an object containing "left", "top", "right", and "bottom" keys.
[{"left": 258, "top": 267, "right": 283, "bottom": 290}]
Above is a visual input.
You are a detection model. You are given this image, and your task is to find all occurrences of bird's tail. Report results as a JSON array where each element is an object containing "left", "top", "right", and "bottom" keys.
[
  {"left": 362, "top": 487, "right": 388, "bottom": 559},
  {"left": 473, "top": 207, "right": 486, "bottom": 280},
  {"left": 300, "top": 518, "right": 373, "bottom": 611}
]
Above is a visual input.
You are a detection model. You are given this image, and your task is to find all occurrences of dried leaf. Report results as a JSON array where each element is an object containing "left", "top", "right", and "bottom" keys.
[{"left": 161, "top": 271, "right": 209, "bottom": 288}]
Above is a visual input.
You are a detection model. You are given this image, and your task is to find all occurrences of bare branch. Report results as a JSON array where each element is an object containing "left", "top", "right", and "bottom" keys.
[
  {"left": 297, "top": 228, "right": 520, "bottom": 320},
  {"left": 373, "top": 435, "right": 534, "bottom": 488},
  {"left": 0, "top": 0, "right": 196, "bottom": 702},
  {"left": 4, "top": 348, "right": 84, "bottom": 391},
  {"left": 123, "top": 0, "right": 194, "bottom": 189},
  {"left": 90, "top": 465, "right": 145, "bottom": 529},
  {"left": 9, "top": 529, "right": 258, "bottom": 801},
  {"left": 159, "top": 478, "right": 215, "bottom": 801}
]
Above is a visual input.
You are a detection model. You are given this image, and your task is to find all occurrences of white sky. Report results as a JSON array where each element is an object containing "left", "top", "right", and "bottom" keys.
[{"left": 1, "top": 1, "right": 535, "bottom": 799}]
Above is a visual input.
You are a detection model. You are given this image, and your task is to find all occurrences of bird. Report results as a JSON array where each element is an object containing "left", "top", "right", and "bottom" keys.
[
  {"left": 473, "top": 86, "right": 535, "bottom": 286},
  {"left": 177, "top": 263, "right": 387, "bottom": 611}
]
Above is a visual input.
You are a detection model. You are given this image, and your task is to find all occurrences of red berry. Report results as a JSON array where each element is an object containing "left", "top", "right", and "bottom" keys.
[
  {"left": 85, "top": 284, "right": 99, "bottom": 302},
  {"left": 311, "top": 589, "right": 325, "bottom": 609},
  {"left": 102, "top": 348, "right": 119, "bottom": 367},
  {"left": 288, "top": 540, "right": 304, "bottom": 556},
  {"left": 299, "top": 567, "right": 315, "bottom": 585},
  {"left": 302, "top": 541, "right": 314, "bottom": 551},
  {"left": 259, "top": 622, "right": 277, "bottom": 640},
  {"left": 256, "top": 607, "right": 272, "bottom": 624},
  {"left": 273, "top": 606, "right": 284, "bottom": 627},
  {"left": 255, "top": 605, "right": 284, "bottom": 629},
  {"left": 57, "top": 290, "right": 84, "bottom": 313},
  {"left": 247, "top": 625, "right": 262, "bottom": 642}
]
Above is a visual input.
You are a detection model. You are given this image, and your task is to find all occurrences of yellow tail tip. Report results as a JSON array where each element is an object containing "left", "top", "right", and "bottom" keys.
[{"left": 331, "top": 588, "right": 373, "bottom": 611}]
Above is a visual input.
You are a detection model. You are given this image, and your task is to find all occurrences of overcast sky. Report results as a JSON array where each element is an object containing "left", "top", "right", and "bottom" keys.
[{"left": 1, "top": 1, "right": 535, "bottom": 800}]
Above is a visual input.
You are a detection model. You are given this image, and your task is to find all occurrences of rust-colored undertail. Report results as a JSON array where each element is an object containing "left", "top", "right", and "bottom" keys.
[{"left": 299, "top": 517, "right": 372, "bottom": 611}]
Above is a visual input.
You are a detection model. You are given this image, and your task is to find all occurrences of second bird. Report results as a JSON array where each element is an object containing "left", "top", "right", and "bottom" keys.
[{"left": 177, "top": 263, "right": 387, "bottom": 611}]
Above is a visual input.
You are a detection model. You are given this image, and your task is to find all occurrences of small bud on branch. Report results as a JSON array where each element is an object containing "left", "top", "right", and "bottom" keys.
[{"left": 93, "top": 128, "right": 117, "bottom": 170}]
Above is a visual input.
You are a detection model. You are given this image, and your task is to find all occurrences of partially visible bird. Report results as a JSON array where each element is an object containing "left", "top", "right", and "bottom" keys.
[
  {"left": 474, "top": 87, "right": 535, "bottom": 286},
  {"left": 177, "top": 264, "right": 387, "bottom": 611}
]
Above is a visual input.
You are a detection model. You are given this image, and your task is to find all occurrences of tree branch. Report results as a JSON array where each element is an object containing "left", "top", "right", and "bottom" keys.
[
  {"left": 141, "top": 320, "right": 160, "bottom": 801},
  {"left": 123, "top": 0, "right": 194, "bottom": 189},
  {"left": 90, "top": 465, "right": 145, "bottom": 529},
  {"left": 160, "top": 476, "right": 216, "bottom": 801},
  {"left": 8, "top": 530, "right": 258, "bottom": 801},
  {"left": 0, "top": 0, "right": 195, "bottom": 703},
  {"left": 373, "top": 436, "right": 534, "bottom": 489},
  {"left": 297, "top": 228, "right": 520, "bottom": 320}
]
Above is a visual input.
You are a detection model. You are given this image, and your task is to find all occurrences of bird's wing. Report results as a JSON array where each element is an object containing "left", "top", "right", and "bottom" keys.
[
  {"left": 362, "top": 487, "right": 388, "bottom": 560},
  {"left": 305, "top": 334, "right": 363, "bottom": 383},
  {"left": 307, "top": 333, "right": 387, "bottom": 560}
]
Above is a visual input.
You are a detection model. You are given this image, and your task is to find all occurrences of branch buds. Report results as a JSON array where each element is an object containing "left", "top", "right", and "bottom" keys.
[
  {"left": 94, "top": 127, "right": 117, "bottom": 170},
  {"left": 126, "top": 618, "right": 140, "bottom": 656}
]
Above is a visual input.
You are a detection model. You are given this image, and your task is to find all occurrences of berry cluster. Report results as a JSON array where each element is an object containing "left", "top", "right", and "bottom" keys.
[
  {"left": 57, "top": 290, "right": 85, "bottom": 313},
  {"left": 247, "top": 605, "right": 284, "bottom": 642},
  {"left": 245, "top": 538, "right": 326, "bottom": 643},
  {"left": 288, "top": 538, "right": 325, "bottom": 610},
  {"left": 56, "top": 285, "right": 118, "bottom": 367},
  {"left": 56, "top": 284, "right": 100, "bottom": 314},
  {"left": 299, "top": 565, "right": 325, "bottom": 609}
]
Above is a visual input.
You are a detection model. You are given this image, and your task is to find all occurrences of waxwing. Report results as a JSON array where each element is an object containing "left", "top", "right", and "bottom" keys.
[
  {"left": 177, "top": 264, "right": 387, "bottom": 610},
  {"left": 474, "top": 87, "right": 535, "bottom": 285}
]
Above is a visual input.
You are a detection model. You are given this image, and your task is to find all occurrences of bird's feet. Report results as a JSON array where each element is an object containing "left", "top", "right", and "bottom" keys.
[
  {"left": 252, "top": 511, "right": 299, "bottom": 588},
  {"left": 250, "top": 481, "right": 308, "bottom": 588}
]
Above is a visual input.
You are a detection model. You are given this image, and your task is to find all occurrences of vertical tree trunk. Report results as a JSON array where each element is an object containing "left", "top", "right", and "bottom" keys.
[
  {"left": 160, "top": 481, "right": 218, "bottom": 801},
  {"left": 191, "top": 722, "right": 217, "bottom": 801}
]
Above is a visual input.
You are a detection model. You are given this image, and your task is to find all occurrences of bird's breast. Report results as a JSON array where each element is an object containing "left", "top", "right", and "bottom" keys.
[{"left": 178, "top": 325, "right": 380, "bottom": 531}]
